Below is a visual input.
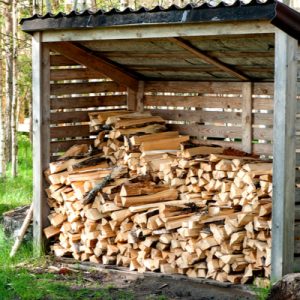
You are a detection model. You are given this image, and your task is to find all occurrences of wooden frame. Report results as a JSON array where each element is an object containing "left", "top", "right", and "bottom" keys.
[
  {"left": 32, "top": 33, "right": 51, "bottom": 255},
  {"left": 31, "top": 18, "right": 298, "bottom": 282},
  {"left": 271, "top": 29, "right": 297, "bottom": 280}
]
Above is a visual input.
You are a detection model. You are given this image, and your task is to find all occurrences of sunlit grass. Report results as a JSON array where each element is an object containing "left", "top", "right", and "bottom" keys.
[{"left": 0, "top": 134, "right": 32, "bottom": 215}]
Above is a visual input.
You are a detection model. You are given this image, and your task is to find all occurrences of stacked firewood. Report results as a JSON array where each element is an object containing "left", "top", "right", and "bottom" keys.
[{"left": 44, "top": 110, "right": 272, "bottom": 284}]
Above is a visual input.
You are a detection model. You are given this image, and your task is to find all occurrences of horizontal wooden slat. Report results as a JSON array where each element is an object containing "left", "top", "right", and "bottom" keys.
[
  {"left": 50, "top": 125, "right": 90, "bottom": 139},
  {"left": 50, "top": 108, "right": 126, "bottom": 124},
  {"left": 167, "top": 124, "right": 242, "bottom": 139},
  {"left": 145, "top": 81, "right": 243, "bottom": 94},
  {"left": 50, "top": 82, "right": 126, "bottom": 96},
  {"left": 149, "top": 109, "right": 242, "bottom": 124},
  {"left": 50, "top": 138, "right": 94, "bottom": 153},
  {"left": 252, "top": 97, "right": 273, "bottom": 110},
  {"left": 144, "top": 95, "right": 242, "bottom": 109},
  {"left": 253, "top": 113, "right": 273, "bottom": 126},
  {"left": 51, "top": 95, "right": 127, "bottom": 109},
  {"left": 50, "top": 68, "right": 107, "bottom": 81},
  {"left": 50, "top": 55, "right": 80, "bottom": 66},
  {"left": 253, "top": 127, "right": 273, "bottom": 140},
  {"left": 296, "top": 189, "right": 300, "bottom": 204},
  {"left": 145, "top": 81, "right": 273, "bottom": 95}
]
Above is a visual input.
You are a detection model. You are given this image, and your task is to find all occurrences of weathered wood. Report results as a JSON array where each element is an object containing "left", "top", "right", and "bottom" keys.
[
  {"left": 48, "top": 42, "right": 139, "bottom": 91},
  {"left": 50, "top": 139, "right": 94, "bottom": 154},
  {"left": 242, "top": 82, "right": 253, "bottom": 153},
  {"left": 50, "top": 95, "right": 127, "bottom": 110},
  {"left": 271, "top": 30, "right": 297, "bottom": 280},
  {"left": 50, "top": 68, "right": 107, "bottom": 81},
  {"left": 50, "top": 81, "right": 126, "bottom": 96},
  {"left": 41, "top": 21, "right": 274, "bottom": 42},
  {"left": 50, "top": 125, "right": 90, "bottom": 139},
  {"left": 32, "top": 36, "right": 51, "bottom": 255},
  {"left": 136, "top": 81, "right": 145, "bottom": 112},
  {"left": 170, "top": 37, "right": 248, "bottom": 81},
  {"left": 127, "top": 88, "right": 136, "bottom": 111}
]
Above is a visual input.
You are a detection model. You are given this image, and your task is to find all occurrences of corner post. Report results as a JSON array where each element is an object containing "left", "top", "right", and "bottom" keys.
[
  {"left": 272, "top": 30, "right": 297, "bottom": 280},
  {"left": 32, "top": 33, "right": 50, "bottom": 255}
]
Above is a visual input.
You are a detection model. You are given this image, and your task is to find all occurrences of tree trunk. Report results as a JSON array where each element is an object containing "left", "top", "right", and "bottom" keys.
[
  {"left": 0, "top": 20, "right": 6, "bottom": 178},
  {"left": 45, "top": 0, "right": 52, "bottom": 12},
  {"left": 4, "top": 4, "right": 13, "bottom": 164},
  {"left": 11, "top": 0, "right": 18, "bottom": 177}
]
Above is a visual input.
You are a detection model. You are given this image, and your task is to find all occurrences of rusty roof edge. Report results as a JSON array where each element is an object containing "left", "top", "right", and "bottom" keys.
[{"left": 271, "top": 1, "right": 300, "bottom": 41}]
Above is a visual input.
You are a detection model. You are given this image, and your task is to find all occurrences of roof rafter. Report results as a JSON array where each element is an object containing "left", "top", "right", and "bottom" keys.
[
  {"left": 169, "top": 37, "right": 249, "bottom": 81},
  {"left": 47, "top": 42, "right": 139, "bottom": 91}
]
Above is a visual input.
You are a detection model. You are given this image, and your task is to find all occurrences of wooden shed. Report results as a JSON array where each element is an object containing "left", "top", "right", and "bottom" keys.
[{"left": 21, "top": 0, "right": 300, "bottom": 281}]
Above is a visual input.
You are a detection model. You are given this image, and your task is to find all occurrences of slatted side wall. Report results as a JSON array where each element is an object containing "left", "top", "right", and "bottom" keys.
[
  {"left": 143, "top": 81, "right": 273, "bottom": 156},
  {"left": 49, "top": 54, "right": 127, "bottom": 160}
]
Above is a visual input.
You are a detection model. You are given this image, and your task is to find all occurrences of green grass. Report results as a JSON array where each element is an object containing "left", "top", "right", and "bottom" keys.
[{"left": 0, "top": 134, "right": 33, "bottom": 215}]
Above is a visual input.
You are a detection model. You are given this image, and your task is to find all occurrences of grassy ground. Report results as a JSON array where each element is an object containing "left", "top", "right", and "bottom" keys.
[{"left": 0, "top": 134, "right": 33, "bottom": 215}]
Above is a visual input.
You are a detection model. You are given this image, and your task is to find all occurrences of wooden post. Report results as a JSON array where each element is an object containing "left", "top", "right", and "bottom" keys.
[
  {"left": 32, "top": 33, "right": 51, "bottom": 256},
  {"left": 127, "top": 81, "right": 144, "bottom": 112},
  {"left": 242, "top": 82, "right": 253, "bottom": 153},
  {"left": 272, "top": 30, "right": 297, "bottom": 280}
]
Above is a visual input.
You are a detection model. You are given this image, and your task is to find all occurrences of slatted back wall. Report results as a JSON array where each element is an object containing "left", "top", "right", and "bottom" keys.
[
  {"left": 144, "top": 81, "right": 273, "bottom": 156},
  {"left": 49, "top": 53, "right": 127, "bottom": 160}
]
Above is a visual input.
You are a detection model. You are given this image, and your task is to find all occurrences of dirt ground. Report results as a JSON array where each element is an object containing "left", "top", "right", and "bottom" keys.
[{"left": 28, "top": 257, "right": 257, "bottom": 300}]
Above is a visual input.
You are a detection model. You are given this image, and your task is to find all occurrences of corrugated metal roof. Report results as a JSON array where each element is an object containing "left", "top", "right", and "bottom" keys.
[
  {"left": 20, "top": 0, "right": 273, "bottom": 22},
  {"left": 20, "top": 0, "right": 300, "bottom": 41}
]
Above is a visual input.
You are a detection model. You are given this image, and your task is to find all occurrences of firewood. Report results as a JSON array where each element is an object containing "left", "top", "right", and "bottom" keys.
[
  {"left": 44, "top": 225, "right": 61, "bottom": 239},
  {"left": 182, "top": 146, "right": 223, "bottom": 158},
  {"left": 121, "top": 189, "right": 178, "bottom": 207}
]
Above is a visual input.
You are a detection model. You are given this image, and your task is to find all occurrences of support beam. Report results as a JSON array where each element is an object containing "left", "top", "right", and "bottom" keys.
[
  {"left": 41, "top": 21, "right": 275, "bottom": 42},
  {"left": 242, "top": 82, "right": 253, "bottom": 153},
  {"left": 169, "top": 37, "right": 249, "bottom": 81},
  {"left": 47, "top": 42, "right": 139, "bottom": 91},
  {"left": 127, "top": 81, "right": 145, "bottom": 112},
  {"left": 272, "top": 30, "right": 297, "bottom": 280},
  {"left": 32, "top": 35, "right": 51, "bottom": 255}
]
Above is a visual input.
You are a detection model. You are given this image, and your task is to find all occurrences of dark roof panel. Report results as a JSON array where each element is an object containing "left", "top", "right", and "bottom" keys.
[
  {"left": 21, "top": 0, "right": 276, "bottom": 28},
  {"left": 20, "top": 0, "right": 300, "bottom": 41}
]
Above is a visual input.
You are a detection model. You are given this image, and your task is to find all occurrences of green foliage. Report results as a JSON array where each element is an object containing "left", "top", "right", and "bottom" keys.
[{"left": 0, "top": 133, "right": 32, "bottom": 216}]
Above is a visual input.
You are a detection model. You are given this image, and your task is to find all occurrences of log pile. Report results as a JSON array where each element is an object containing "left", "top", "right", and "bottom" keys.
[{"left": 44, "top": 110, "right": 272, "bottom": 284}]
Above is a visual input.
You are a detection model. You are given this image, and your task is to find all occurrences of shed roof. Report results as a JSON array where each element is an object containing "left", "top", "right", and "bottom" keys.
[
  {"left": 21, "top": 0, "right": 300, "bottom": 41},
  {"left": 21, "top": 1, "right": 300, "bottom": 83}
]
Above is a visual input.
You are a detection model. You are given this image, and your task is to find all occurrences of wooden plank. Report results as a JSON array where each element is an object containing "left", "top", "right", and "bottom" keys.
[
  {"left": 50, "top": 139, "right": 94, "bottom": 153},
  {"left": 253, "top": 127, "right": 272, "bottom": 141},
  {"left": 50, "top": 55, "right": 79, "bottom": 66},
  {"left": 145, "top": 81, "right": 243, "bottom": 94},
  {"left": 50, "top": 81, "right": 126, "bottom": 96},
  {"left": 144, "top": 95, "right": 242, "bottom": 109},
  {"left": 50, "top": 68, "right": 106, "bottom": 81},
  {"left": 242, "top": 82, "right": 253, "bottom": 153},
  {"left": 41, "top": 21, "right": 275, "bottom": 42},
  {"left": 32, "top": 36, "right": 50, "bottom": 255},
  {"left": 50, "top": 109, "right": 125, "bottom": 124},
  {"left": 253, "top": 113, "right": 273, "bottom": 126},
  {"left": 50, "top": 125, "right": 90, "bottom": 139},
  {"left": 253, "top": 143, "right": 272, "bottom": 155},
  {"left": 170, "top": 37, "right": 248, "bottom": 81},
  {"left": 167, "top": 124, "right": 242, "bottom": 139},
  {"left": 272, "top": 30, "right": 298, "bottom": 280},
  {"left": 149, "top": 109, "right": 242, "bottom": 124},
  {"left": 48, "top": 42, "right": 139, "bottom": 91},
  {"left": 50, "top": 95, "right": 126, "bottom": 110}
]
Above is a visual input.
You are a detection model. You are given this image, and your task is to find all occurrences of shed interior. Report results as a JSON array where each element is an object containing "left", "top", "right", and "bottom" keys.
[{"left": 21, "top": 0, "right": 300, "bottom": 280}]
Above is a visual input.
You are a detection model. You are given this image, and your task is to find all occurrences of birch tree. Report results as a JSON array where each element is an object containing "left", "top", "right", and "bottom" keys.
[
  {"left": 0, "top": 20, "right": 6, "bottom": 177},
  {"left": 11, "top": 0, "right": 18, "bottom": 177},
  {"left": 4, "top": 1, "right": 13, "bottom": 165}
]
